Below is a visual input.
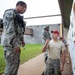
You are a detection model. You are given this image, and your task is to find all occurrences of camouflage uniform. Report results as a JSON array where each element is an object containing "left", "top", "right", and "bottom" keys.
[
  {"left": 2, "top": 9, "right": 24, "bottom": 75},
  {"left": 44, "top": 58, "right": 60, "bottom": 75},
  {"left": 42, "top": 29, "right": 51, "bottom": 63},
  {"left": 41, "top": 28, "right": 51, "bottom": 75}
]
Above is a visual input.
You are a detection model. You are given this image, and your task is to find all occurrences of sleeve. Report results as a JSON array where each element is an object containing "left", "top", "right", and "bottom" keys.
[
  {"left": 17, "top": 22, "right": 25, "bottom": 43},
  {"left": 3, "top": 10, "right": 16, "bottom": 47},
  {"left": 42, "top": 30, "right": 46, "bottom": 37},
  {"left": 41, "top": 30, "right": 46, "bottom": 44},
  {"left": 20, "top": 21, "right": 25, "bottom": 43},
  {"left": 49, "top": 33, "right": 52, "bottom": 40}
]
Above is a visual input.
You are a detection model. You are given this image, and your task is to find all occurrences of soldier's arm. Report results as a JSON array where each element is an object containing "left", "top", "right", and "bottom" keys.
[
  {"left": 60, "top": 43, "right": 66, "bottom": 71},
  {"left": 61, "top": 50, "right": 66, "bottom": 67},
  {"left": 3, "top": 10, "right": 16, "bottom": 45},
  {"left": 42, "top": 39, "right": 50, "bottom": 52},
  {"left": 42, "top": 30, "right": 46, "bottom": 38},
  {"left": 20, "top": 32, "right": 25, "bottom": 47}
]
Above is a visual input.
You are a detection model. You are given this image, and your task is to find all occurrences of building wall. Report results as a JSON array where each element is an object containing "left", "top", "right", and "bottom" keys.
[
  {"left": 24, "top": 24, "right": 60, "bottom": 44},
  {"left": 0, "top": 24, "right": 60, "bottom": 44}
]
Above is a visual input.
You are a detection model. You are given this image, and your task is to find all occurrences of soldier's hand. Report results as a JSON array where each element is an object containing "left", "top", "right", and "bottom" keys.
[
  {"left": 45, "top": 39, "right": 50, "bottom": 45},
  {"left": 60, "top": 65, "right": 64, "bottom": 72},
  {"left": 14, "top": 47, "right": 21, "bottom": 53},
  {"left": 22, "top": 42, "right": 25, "bottom": 47}
]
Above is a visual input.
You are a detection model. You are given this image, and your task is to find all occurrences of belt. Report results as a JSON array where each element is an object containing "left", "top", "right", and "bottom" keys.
[{"left": 49, "top": 58, "right": 60, "bottom": 61}]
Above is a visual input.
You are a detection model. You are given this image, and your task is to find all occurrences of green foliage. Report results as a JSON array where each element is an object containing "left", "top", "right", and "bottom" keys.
[{"left": 0, "top": 44, "right": 42, "bottom": 74}]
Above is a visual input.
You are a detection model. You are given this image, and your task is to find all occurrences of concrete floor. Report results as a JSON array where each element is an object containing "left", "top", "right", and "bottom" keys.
[{"left": 18, "top": 53, "right": 73, "bottom": 75}]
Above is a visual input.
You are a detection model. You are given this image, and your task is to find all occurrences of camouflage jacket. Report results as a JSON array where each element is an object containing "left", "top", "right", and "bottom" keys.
[
  {"left": 1, "top": 9, "right": 24, "bottom": 49},
  {"left": 42, "top": 29, "right": 51, "bottom": 44}
]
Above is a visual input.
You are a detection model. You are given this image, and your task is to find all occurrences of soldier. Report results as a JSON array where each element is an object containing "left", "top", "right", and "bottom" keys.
[
  {"left": 1, "top": 1, "right": 27, "bottom": 75},
  {"left": 42, "top": 30, "right": 66, "bottom": 75},
  {"left": 41, "top": 26, "right": 51, "bottom": 75},
  {"left": 42, "top": 26, "right": 51, "bottom": 62}
]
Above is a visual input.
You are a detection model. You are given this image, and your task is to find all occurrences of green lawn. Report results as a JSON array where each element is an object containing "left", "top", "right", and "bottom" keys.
[{"left": 0, "top": 44, "right": 42, "bottom": 74}]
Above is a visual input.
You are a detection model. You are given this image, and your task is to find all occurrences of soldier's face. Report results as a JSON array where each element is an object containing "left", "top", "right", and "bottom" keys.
[
  {"left": 52, "top": 33, "right": 59, "bottom": 39},
  {"left": 45, "top": 28, "right": 49, "bottom": 31},
  {"left": 18, "top": 5, "right": 27, "bottom": 14}
]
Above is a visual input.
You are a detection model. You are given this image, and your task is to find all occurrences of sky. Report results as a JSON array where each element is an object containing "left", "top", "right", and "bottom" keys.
[{"left": 0, "top": 0, "right": 61, "bottom": 26}]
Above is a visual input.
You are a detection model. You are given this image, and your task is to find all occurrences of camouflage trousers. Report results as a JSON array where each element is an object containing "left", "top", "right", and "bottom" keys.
[
  {"left": 44, "top": 58, "right": 60, "bottom": 75},
  {"left": 44, "top": 52, "right": 48, "bottom": 63},
  {"left": 4, "top": 50, "right": 20, "bottom": 75}
]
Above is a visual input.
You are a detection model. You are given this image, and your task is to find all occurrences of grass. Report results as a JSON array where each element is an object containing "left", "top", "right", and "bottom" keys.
[
  {"left": 0, "top": 46, "right": 5, "bottom": 74},
  {"left": 0, "top": 44, "right": 42, "bottom": 74}
]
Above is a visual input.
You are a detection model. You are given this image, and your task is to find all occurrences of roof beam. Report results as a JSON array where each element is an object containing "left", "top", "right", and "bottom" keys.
[{"left": 58, "top": 0, "right": 73, "bottom": 28}]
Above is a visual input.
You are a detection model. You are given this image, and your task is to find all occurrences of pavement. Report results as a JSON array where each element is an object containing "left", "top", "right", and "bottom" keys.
[
  {"left": 18, "top": 53, "right": 73, "bottom": 75},
  {"left": 18, "top": 53, "right": 45, "bottom": 75}
]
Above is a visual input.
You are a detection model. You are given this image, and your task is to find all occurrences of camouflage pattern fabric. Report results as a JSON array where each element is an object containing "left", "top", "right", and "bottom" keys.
[
  {"left": 4, "top": 50, "right": 20, "bottom": 75},
  {"left": 1, "top": 9, "right": 24, "bottom": 75},
  {"left": 42, "top": 29, "right": 51, "bottom": 44},
  {"left": 41, "top": 29, "right": 51, "bottom": 75},
  {"left": 42, "top": 29, "right": 51, "bottom": 63},
  {"left": 2, "top": 9, "right": 24, "bottom": 49},
  {"left": 44, "top": 58, "right": 60, "bottom": 75}
]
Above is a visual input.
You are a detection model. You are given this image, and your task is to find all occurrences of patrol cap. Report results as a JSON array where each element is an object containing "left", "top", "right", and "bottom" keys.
[{"left": 44, "top": 25, "right": 49, "bottom": 29}]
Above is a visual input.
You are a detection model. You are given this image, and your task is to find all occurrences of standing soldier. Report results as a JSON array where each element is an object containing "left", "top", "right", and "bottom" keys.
[
  {"left": 41, "top": 26, "right": 51, "bottom": 75},
  {"left": 1, "top": 1, "right": 27, "bottom": 75},
  {"left": 42, "top": 30, "right": 66, "bottom": 75}
]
